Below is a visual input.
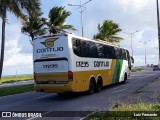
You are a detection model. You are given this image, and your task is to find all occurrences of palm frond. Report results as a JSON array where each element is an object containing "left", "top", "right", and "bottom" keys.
[
  {"left": 48, "top": 6, "right": 76, "bottom": 34},
  {"left": 93, "top": 20, "right": 123, "bottom": 43}
]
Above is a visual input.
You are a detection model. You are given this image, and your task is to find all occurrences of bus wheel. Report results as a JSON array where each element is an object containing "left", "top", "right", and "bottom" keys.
[
  {"left": 122, "top": 74, "right": 127, "bottom": 84},
  {"left": 96, "top": 78, "right": 103, "bottom": 92},
  {"left": 88, "top": 80, "right": 95, "bottom": 94}
]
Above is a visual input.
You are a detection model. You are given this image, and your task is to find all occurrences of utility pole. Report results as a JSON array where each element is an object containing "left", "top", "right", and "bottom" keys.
[
  {"left": 156, "top": 0, "right": 160, "bottom": 64},
  {"left": 68, "top": 0, "right": 92, "bottom": 37},
  {"left": 154, "top": 47, "right": 159, "bottom": 64},
  {"left": 140, "top": 40, "right": 150, "bottom": 66},
  {"left": 123, "top": 30, "right": 139, "bottom": 57}
]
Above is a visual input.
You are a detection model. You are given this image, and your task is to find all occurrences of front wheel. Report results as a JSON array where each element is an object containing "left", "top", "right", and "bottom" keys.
[{"left": 122, "top": 74, "right": 127, "bottom": 84}]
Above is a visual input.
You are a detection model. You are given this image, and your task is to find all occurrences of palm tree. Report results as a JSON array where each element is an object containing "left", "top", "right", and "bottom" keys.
[
  {"left": 0, "top": 0, "right": 41, "bottom": 80},
  {"left": 21, "top": 11, "right": 47, "bottom": 42},
  {"left": 94, "top": 20, "right": 123, "bottom": 43},
  {"left": 48, "top": 6, "right": 76, "bottom": 34}
]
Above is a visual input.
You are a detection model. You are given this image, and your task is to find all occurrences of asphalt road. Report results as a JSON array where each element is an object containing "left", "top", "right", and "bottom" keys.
[{"left": 0, "top": 70, "right": 160, "bottom": 120}]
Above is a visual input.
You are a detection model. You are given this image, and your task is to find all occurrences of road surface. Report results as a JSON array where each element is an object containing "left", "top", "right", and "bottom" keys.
[{"left": 0, "top": 70, "right": 160, "bottom": 120}]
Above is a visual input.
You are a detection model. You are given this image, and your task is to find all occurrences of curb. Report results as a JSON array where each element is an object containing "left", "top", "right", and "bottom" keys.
[
  {"left": 0, "top": 80, "right": 34, "bottom": 88},
  {"left": 80, "top": 111, "right": 96, "bottom": 120}
]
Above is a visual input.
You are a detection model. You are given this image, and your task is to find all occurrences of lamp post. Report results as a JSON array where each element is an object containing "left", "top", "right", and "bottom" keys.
[
  {"left": 140, "top": 40, "right": 150, "bottom": 66},
  {"left": 123, "top": 30, "right": 139, "bottom": 57},
  {"left": 156, "top": 0, "right": 160, "bottom": 64},
  {"left": 68, "top": 0, "right": 92, "bottom": 37},
  {"left": 154, "top": 47, "right": 159, "bottom": 64}
]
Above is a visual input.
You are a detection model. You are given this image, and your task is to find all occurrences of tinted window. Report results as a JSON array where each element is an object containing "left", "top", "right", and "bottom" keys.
[
  {"left": 96, "top": 43, "right": 105, "bottom": 58},
  {"left": 104, "top": 45, "right": 110, "bottom": 58},
  {"left": 122, "top": 49, "right": 127, "bottom": 60},
  {"left": 79, "top": 41, "right": 87, "bottom": 57},
  {"left": 118, "top": 48, "right": 123, "bottom": 59},
  {"left": 72, "top": 39, "right": 81, "bottom": 56},
  {"left": 89, "top": 42, "right": 98, "bottom": 58},
  {"left": 111, "top": 46, "right": 116, "bottom": 59},
  {"left": 72, "top": 38, "right": 127, "bottom": 60}
]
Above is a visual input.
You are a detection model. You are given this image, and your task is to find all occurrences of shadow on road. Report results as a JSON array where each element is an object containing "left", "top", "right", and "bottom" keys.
[{"left": 36, "top": 82, "right": 127, "bottom": 102}]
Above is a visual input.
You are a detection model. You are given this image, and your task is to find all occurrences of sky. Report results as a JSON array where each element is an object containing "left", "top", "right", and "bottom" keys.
[{"left": 0, "top": 0, "right": 159, "bottom": 75}]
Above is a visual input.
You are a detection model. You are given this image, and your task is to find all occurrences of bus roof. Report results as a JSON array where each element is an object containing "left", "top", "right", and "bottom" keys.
[{"left": 34, "top": 33, "right": 127, "bottom": 50}]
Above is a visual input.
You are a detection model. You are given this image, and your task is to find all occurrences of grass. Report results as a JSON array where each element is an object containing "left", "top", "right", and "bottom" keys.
[
  {"left": 131, "top": 68, "right": 143, "bottom": 72},
  {"left": 0, "top": 84, "right": 34, "bottom": 97},
  {"left": 85, "top": 103, "right": 160, "bottom": 120},
  {"left": 110, "top": 102, "right": 160, "bottom": 111},
  {"left": 1, "top": 75, "right": 33, "bottom": 83}
]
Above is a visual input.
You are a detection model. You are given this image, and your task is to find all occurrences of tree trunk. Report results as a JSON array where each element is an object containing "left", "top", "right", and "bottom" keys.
[
  {"left": 31, "top": 33, "right": 34, "bottom": 41},
  {"left": 0, "top": 0, "right": 6, "bottom": 81}
]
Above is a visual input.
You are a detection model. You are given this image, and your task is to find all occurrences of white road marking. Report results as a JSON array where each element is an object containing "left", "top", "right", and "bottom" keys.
[{"left": 112, "top": 88, "right": 127, "bottom": 93}]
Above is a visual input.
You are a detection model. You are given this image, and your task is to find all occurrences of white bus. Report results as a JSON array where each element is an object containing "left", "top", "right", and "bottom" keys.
[{"left": 33, "top": 33, "right": 133, "bottom": 94}]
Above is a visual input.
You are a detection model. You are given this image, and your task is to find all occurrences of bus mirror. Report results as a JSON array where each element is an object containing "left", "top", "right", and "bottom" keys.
[{"left": 131, "top": 56, "right": 134, "bottom": 63}]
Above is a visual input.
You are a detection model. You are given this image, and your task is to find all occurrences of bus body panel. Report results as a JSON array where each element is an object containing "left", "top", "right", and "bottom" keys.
[
  {"left": 33, "top": 34, "right": 74, "bottom": 93},
  {"left": 33, "top": 34, "right": 131, "bottom": 93}
]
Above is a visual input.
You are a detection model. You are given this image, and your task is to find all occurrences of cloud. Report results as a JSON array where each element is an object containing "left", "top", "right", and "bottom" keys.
[
  {"left": 0, "top": 0, "right": 160, "bottom": 75},
  {"left": 64, "top": 0, "right": 159, "bottom": 66},
  {"left": 4, "top": 54, "right": 32, "bottom": 67},
  {"left": 0, "top": 16, "right": 33, "bottom": 75},
  {"left": 117, "top": 0, "right": 151, "bottom": 12}
]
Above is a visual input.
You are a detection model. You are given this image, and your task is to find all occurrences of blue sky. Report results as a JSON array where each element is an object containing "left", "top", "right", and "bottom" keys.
[{"left": 0, "top": 0, "right": 159, "bottom": 75}]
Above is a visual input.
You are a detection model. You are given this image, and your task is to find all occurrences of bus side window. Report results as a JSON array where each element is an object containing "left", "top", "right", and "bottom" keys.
[
  {"left": 86, "top": 41, "right": 92, "bottom": 57},
  {"left": 119, "top": 49, "right": 123, "bottom": 59},
  {"left": 72, "top": 39, "right": 81, "bottom": 56},
  {"left": 79, "top": 40, "right": 87, "bottom": 57},
  {"left": 97, "top": 43, "right": 104, "bottom": 58},
  {"left": 104, "top": 45, "right": 109, "bottom": 58},
  {"left": 106, "top": 46, "right": 113, "bottom": 59},
  {"left": 114, "top": 48, "right": 120, "bottom": 59},
  {"left": 122, "top": 50, "right": 127, "bottom": 60},
  {"left": 111, "top": 47, "right": 116, "bottom": 59},
  {"left": 90, "top": 42, "right": 98, "bottom": 58},
  {"left": 85, "top": 41, "right": 90, "bottom": 57}
]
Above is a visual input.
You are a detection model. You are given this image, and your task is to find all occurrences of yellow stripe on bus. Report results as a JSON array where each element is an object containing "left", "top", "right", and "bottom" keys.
[
  {"left": 35, "top": 72, "right": 68, "bottom": 81},
  {"left": 34, "top": 60, "right": 118, "bottom": 93}
]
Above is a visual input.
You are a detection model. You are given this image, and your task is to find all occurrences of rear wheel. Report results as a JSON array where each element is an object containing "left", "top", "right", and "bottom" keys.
[
  {"left": 96, "top": 78, "right": 103, "bottom": 92},
  {"left": 88, "top": 80, "right": 95, "bottom": 94}
]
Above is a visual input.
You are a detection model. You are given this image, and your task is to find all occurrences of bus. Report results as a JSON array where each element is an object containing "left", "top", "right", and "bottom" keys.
[{"left": 33, "top": 33, "right": 133, "bottom": 94}]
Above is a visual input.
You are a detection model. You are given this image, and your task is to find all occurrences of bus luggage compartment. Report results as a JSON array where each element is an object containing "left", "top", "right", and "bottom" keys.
[{"left": 34, "top": 59, "right": 68, "bottom": 84}]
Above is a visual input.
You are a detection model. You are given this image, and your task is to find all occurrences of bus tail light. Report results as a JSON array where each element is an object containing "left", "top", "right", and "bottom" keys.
[{"left": 68, "top": 71, "right": 73, "bottom": 81}]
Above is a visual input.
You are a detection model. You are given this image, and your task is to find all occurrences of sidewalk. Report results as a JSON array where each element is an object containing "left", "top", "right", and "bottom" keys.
[
  {"left": 0, "top": 80, "right": 34, "bottom": 88},
  {"left": 129, "top": 78, "right": 160, "bottom": 103},
  {"left": 141, "top": 79, "right": 160, "bottom": 92}
]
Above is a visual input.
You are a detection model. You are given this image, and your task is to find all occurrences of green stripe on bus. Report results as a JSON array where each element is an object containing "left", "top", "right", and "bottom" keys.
[{"left": 112, "top": 60, "right": 123, "bottom": 83}]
